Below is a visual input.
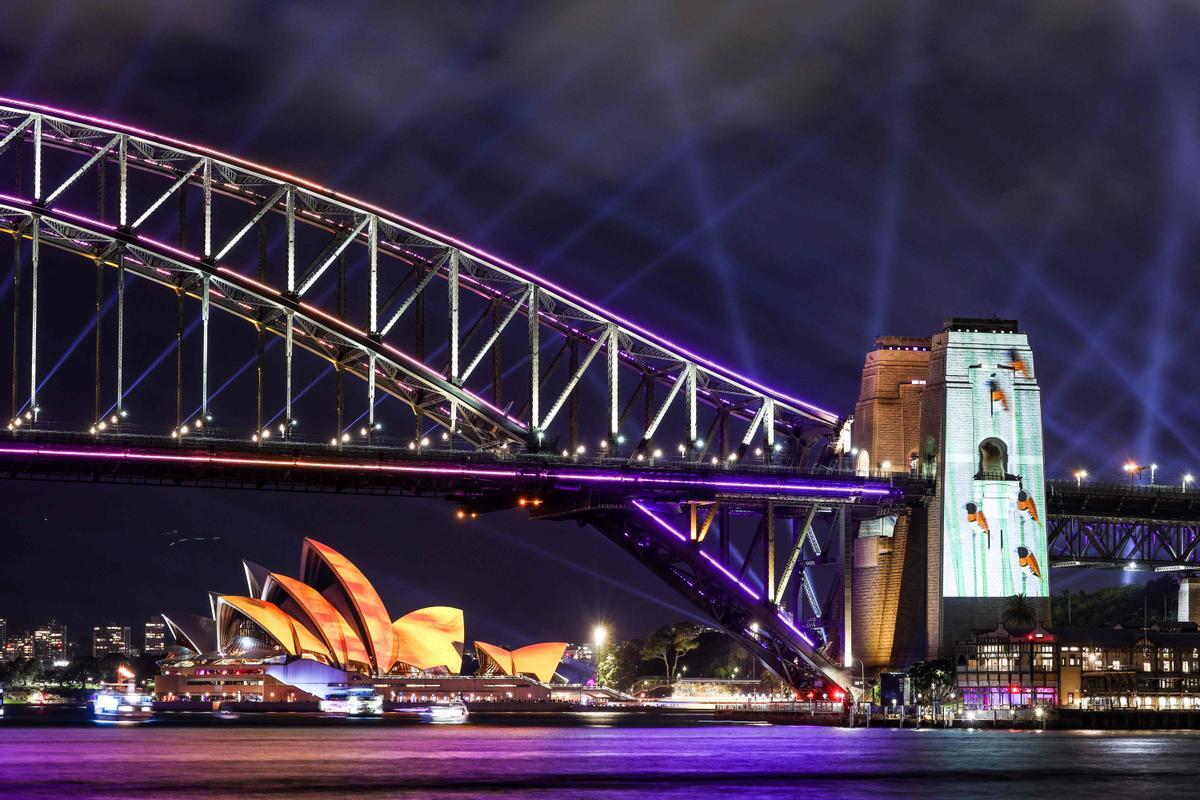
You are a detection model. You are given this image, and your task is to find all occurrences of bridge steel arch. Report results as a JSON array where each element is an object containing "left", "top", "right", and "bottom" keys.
[
  {"left": 0, "top": 100, "right": 866, "bottom": 695},
  {"left": 0, "top": 99, "right": 843, "bottom": 461}
]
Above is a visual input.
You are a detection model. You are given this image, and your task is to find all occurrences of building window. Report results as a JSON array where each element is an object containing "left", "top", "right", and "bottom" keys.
[
  {"left": 977, "top": 437, "right": 1009, "bottom": 480},
  {"left": 1143, "top": 661, "right": 1152, "bottom": 673}
]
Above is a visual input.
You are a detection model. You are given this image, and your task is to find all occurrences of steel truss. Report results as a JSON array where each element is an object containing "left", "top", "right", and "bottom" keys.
[
  {"left": 545, "top": 497, "right": 867, "bottom": 693},
  {"left": 1048, "top": 515, "right": 1200, "bottom": 571},
  {"left": 0, "top": 99, "right": 868, "bottom": 694},
  {"left": 0, "top": 100, "right": 843, "bottom": 463}
]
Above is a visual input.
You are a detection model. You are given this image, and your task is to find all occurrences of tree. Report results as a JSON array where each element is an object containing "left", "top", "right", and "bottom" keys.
[
  {"left": 906, "top": 659, "right": 957, "bottom": 704},
  {"left": 596, "top": 639, "right": 642, "bottom": 691},
  {"left": 641, "top": 623, "right": 702, "bottom": 683},
  {"left": 1051, "top": 578, "right": 1177, "bottom": 628},
  {"left": 1003, "top": 593, "right": 1037, "bottom": 627}
]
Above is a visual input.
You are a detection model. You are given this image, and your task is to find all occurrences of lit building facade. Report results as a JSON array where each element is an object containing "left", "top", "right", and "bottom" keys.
[
  {"left": 144, "top": 618, "right": 167, "bottom": 655},
  {"left": 93, "top": 625, "right": 132, "bottom": 658},
  {"left": 33, "top": 620, "right": 67, "bottom": 664},
  {"left": 0, "top": 618, "right": 6, "bottom": 661},
  {"left": 956, "top": 623, "right": 1200, "bottom": 710},
  {"left": 5, "top": 633, "right": 34, "bottom": 660},
  {"left": 155, "top": 538, "right": 569, "bottom": 706}
]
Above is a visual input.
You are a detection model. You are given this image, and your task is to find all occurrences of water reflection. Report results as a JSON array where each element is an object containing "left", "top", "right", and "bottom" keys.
[{"left": 0, "top": 714, "right": 1195, "bottom": 799}]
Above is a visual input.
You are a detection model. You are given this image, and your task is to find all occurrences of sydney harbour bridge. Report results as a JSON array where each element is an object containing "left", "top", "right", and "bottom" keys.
[{"left": 0, "top": 99, "right": 1196, "bottom": 695}]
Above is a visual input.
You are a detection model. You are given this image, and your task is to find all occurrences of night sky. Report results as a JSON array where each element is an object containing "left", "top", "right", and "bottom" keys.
[{"left": 1, "top": 1, "right": 1197, "bottom": 642}]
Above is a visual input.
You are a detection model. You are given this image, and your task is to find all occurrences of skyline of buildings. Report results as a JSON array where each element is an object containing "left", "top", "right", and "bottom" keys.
[{"left": 3, "top": 616, "right": 168, "bottom": 665}]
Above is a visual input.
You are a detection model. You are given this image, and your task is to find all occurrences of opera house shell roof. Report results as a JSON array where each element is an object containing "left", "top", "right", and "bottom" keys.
[
  {"left": 475, "top": 641, "right": 569, "bottom": 683},
  {"left": 164, "top": 538, "right": 463, "bottom": 676},
  {"left": 163, "top": 538, "right": 560, "bottom": 681}
]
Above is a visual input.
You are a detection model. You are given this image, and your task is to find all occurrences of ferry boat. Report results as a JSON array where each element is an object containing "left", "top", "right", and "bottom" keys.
[
  {"left": 425, "top": 698, "right": 469, "bottom": 724},
  {"left": 319, "top": 688, "right": 383, "bottom": 716},
  {"left": 92, "top": 667, "right": 154, "bottom": 719}
]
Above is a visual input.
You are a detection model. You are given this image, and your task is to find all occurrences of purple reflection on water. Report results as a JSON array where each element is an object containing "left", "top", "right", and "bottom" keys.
[{"left": 0, "top": 712, "right": 1197, "bottom": 799}]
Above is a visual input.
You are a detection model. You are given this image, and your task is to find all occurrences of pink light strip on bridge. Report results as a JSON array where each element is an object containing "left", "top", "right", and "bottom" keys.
[
  {"left": 632, "top": 500, "right": 763, "bottom": 602},
  {"left": 0, "top": 443, "right": 891, "bottom": 497}
]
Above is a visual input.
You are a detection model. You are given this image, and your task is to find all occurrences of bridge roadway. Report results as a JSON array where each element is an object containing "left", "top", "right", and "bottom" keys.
[
  {"left": 0, "top": 428, "right": 919, "bottom": 509},
  {"left": 3, "top": 432, "right": 1196, "bottom": 573},
  {"left": 1045, "top": 479, "right": 1200, "bottom": 572}
]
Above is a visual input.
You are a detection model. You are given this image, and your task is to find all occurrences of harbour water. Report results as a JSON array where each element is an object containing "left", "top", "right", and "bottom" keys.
[{"left": 0, "top": 710, "right": 1192, "bottom": 798}]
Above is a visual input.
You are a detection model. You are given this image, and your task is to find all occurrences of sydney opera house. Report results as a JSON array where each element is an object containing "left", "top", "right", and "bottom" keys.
[{"left": 154, "top": 538, "right": 571, "bottom": 706}]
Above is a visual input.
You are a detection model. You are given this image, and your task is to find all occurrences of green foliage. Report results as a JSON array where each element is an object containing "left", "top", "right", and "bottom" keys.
[
  {"left": 595, "top": 639, "right": 643, "bottom": 691},
  {"left": 906, "top": 659, "right": 957, "bottom": 704},
  {"left": 1003, "top": 593, "right": 1038, "bottom": 627},
  {"left": 683, "top": 629, "right": 751, "bottom": 679},
  {"left": 0, "top": 657, "right": 44, "bottom": 688},
  {"left": 1051, "top": 577, "right": 1177, "bottom": 628},
  {"left": 641, "top": 622, "right": 702, "bottom": 683},
  {"left": 0, "top": 653, "right": 159, "bottom": 693}
]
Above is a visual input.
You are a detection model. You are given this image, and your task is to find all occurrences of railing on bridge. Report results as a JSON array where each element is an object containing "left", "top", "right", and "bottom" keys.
[{"left": 1045, "top": 479, "right": 1200, "bottom": 570}]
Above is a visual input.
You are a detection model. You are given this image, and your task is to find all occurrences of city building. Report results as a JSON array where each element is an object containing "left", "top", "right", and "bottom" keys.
[
  {"left": 92, "top": 625, "right": 132, "bottom": 658},
  {"left": 955, "top": 622, "right": 1200, "bottom": 710},
  {"left": 564, "top": 643, "right": 595, "bottom": 664},
  {"left": 852, "top": 319, "right": 1050, "bottom": 673},
  {"left": 0, "top": 617, "right": 6, "bottom": 661},
  {"left": 6, "top": 633, "right": 34, "bottom": 661},
  {"left": 155, "top": 538, "right": 572, "bottom": 706},
  {"left": 144, "top": 617, "right": 167, "bottom": 656},
  {"left": 32, "top": 620, "right": 67, "bottom": 665}
]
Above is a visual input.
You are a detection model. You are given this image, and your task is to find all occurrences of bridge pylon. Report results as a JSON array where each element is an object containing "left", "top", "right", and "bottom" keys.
[{"left": 851, "top": 319, "right": 1050, "bottom": 672}]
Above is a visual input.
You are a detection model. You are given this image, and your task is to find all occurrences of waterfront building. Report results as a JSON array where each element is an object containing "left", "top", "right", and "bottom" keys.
[
  {"left": 144, "top": 618, "right": 167, "bottom": 655},
  {"left": 155, "top": 538, "right": 572, "bottom": 706},
  {"left": 92, "top": 625, "right": 132, "bottom": 658},
  {"left": 955, "top": 621, "right": 1200, "bottom": 710}
]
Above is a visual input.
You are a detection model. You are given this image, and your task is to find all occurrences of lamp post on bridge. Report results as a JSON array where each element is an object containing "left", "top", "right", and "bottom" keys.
[
  {"left": 1184, "top": 473, "right": 1194, "bottom": 491},
  {"left": 1074, "top": 468, "right": 1088, "bottom": 488}
]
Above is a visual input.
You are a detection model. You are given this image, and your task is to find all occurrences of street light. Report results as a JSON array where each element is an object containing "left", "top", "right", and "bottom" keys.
[
  {"left": 592, "top": 624, "right": 608, "bottom": 649},
  {"left": 1151, "top": 463, "right": 1159, "bottom": 485},
  {"left": 1074, "top": 468, "right": 1088, "bottom": 488},
  {"left": 1184, "top": 473, "right": 1194, "bottom": 491}
]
